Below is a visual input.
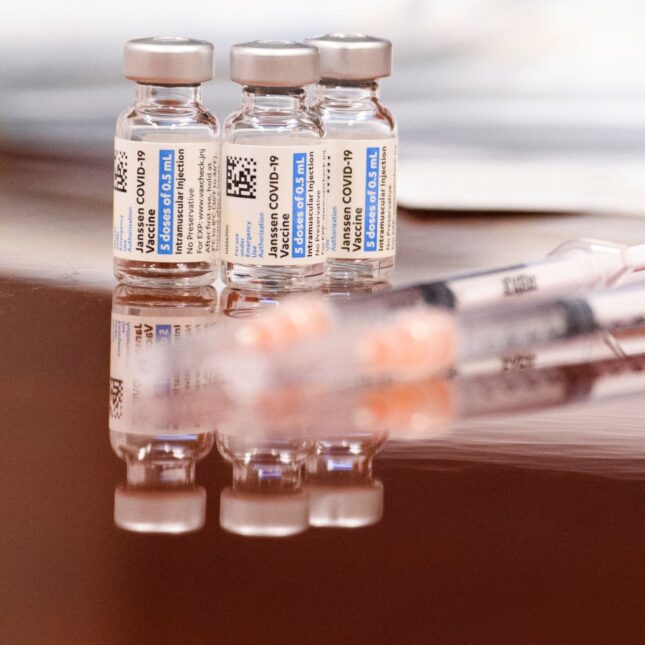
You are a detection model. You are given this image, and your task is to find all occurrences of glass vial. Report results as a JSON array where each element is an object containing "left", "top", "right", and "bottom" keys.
[
  {"left": 306, "top": 430, "right": 386, "bottom": 528},
  {"left": 221, "top": 41, "right": 327, "bottom": 292},
  {"left": 109, "top": 284, "right": 218, "bottom": 533},
  {"left": 111, "top": 430, "right": 214, "bottom": 534},
  {"left": 109, "top": 284, "right": 218, "bottom": 437},
  {"left": 216, "top": 432, "right": 313, "bottom": 537},
  {"left": 306, "top": 34, "right": 397, "bottom": 285},
  {"left": 113, "top": 37, "right": 220, "bottom": 287}
]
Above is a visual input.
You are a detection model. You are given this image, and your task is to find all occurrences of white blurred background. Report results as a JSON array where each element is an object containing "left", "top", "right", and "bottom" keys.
[{"left": 2, "top": 0, "right": 645, "bottom": 212}]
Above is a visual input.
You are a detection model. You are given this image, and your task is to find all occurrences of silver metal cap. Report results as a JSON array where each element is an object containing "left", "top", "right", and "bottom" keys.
[
  {"left": 114, "top": 486, "right": 207, "bottom": 534},
  {"left": 230, "top": 40, "right": 319, "bottom": 87},
  {"left": 305, "top": 34, "right": 392, "bottom": 81},
  {"left": 307, "top": 482, "right": 384, "bottom": 528},
  {"left": 124, "top": 37, "right": 214, "bottom": 85},
  {"left": 219, "top": 489, "right": 309, "bottom": 537}
]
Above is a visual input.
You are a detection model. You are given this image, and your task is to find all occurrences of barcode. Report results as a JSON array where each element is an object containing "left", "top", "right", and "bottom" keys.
[
  {"left": 114, "top": 150, "right": 128, "bottom": 193},
  {"left": 226, "top": 155, "right": 257, "bottom": 199},
  {"left": 109, "top": 377, "right": 124, "bottom": 419}
]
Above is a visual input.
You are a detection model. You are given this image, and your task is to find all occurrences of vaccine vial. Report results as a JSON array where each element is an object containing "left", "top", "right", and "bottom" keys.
[
  {"left": 306, "top": 430, "right": 386, "bottom": 528},
  {"left": 109, "top": 284, "right": 218, "bottom": 436},
  {"left": 221, "top": 41, "right": 327, "bottom": 292},
  {"left": 306, "top": 34, "right": 397, "bottom": 285},
  {"left": 112, "top": 430, "right": 213, "bottom": 534},
  {"left": 109, "top": 284, "right": 218, "bottom": 533},
  {"left": 217, "top": 432, "right": 312, "bottom": 536},
  {"left": 113, "top": 37, "right": 220, "bottom": 287}
]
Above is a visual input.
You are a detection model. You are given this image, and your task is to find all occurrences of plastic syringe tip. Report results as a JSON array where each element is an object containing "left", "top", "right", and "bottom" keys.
[{"left": 627, "top": 244, "right": 645, "bottom": 272}]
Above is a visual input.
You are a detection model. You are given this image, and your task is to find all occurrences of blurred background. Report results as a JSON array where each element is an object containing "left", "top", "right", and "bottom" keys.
[
  {"left": 3, "top": 0, "right": 645, "bottom": 284},
  {"left": 3, "top": 0, "right": 645, "bottom": 159}
]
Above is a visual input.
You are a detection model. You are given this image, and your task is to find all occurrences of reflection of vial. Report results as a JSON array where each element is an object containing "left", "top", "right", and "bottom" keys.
[
  {"left": 109, "top": 285, "right": 218, "bottom": 533},
  {"left": 306, "top": 430, "right": 386, "bottom": 528},
  {"left": 109, "top": 284, "right": 218, "bottom": 436},
  {"left": 112, "top": 430, "right": 213, "bottom": 534},
  {"left": 113, "top": 38, "right": 220, "bottom": 287},
  {"left": 320, "top": 280, "right": 391, "bottom": 303},
  {"left": 219, "top": 287, "right": 282, "bottom": 319},
  {"left": 221, "top": 41, "right": 326, "bottom": 292},
  {"left": 217, "top": 433, "right": 312, "bottom": 537},
  {"left": 306, "top": 34, "right": 397, "bottom": 285}
]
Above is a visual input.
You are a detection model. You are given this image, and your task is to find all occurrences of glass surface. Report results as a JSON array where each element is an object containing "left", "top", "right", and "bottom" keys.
[
  {"left": 4, "top": 274, "right": 645, "bottom": 643},
  {"left": 223, "top": 88, "right": 326, "bottom": 292},
  {"left": 5, "top": 154, "right": 645, "bottom": 643},
  {"left": 114, "top": 84, "right": 220, "bottom": 286},
  {"left": 311, "top": 81, "right": 397, "bottom": 285}
]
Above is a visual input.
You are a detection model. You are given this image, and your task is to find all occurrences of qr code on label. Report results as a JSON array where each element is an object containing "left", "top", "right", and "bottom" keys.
[
  {"left": 114, "top": 150, "right": 128, "bottom": 193},
  {"left": 109, "top": 377, "right": 124, "bottom": 419},
  {"left": 226, "top": 155, "right": 257, "bottom": 199}
]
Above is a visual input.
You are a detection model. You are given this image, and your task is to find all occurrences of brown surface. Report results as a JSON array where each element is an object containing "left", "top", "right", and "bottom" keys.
[{"left": 3, "top": 157, "right": 645, "bottom": 644}]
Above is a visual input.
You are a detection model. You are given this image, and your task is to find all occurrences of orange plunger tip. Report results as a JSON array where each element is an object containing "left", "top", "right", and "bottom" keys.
[
  {"left": 358, "top": 308, "right": 456, "bottom": 377},
  {"left": 235, "top": 297, "right": 334, "bottom": 352}
]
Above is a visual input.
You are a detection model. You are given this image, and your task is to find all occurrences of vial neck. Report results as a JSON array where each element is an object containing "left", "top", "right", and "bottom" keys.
[
  {"left": 232, "top": 462, "right": 302, "bottom": 493},
  {"left": 307, "top": 454, "right": 373, "bottom": 480},
  {"left": 135, "top": 83, "right": 201, "bottom": 108},
  {"left": 242, "top": 86, "right": 306, "bottom": 113},
  {"left": 126, "top": 459, "right": 196, "bottom": 488},
  {"left": 315, "top": 80, "right": 380, "bottom": 105}
]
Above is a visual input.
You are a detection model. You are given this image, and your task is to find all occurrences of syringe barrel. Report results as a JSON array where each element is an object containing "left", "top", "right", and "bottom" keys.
[
  {"left": 456, "top": 298, "right": 598, "bottom": 362},
  {"left": 445, "top": 254, "right": 596, "bottom": 310},
  {"left": 341, "top": 239, "right": 633, "bottom": 316},
  {"left": 454, "top": 364, "right": 595, "bottom": 418},
  {"left": 340, "top": 282, "right": 456, "bottom": 316},
  {"left": 341, "top": 255, "right": 595, "bottom": 315}
]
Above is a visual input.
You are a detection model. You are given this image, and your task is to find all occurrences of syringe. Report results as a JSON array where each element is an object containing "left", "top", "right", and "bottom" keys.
[
  {"left": 457, "top": 326, "right": 645, "bottom": 375},
  {"left": 264, "top": 352, "right": 645, "bottom": 439},
  {"left": 138, "top": 239, "right": 645, "bottom": 403},
  {"left": 213, "top": 279, "right": 645, "bottom": 400},
  {"left": 143, "top": 350, "right": 645, "bottom": 442},
  {"left": 233, "top": 239, "right": 645, "bottom": 354},
  {"left": 371, "top": 238, "right": 645, "bottom": 311}
]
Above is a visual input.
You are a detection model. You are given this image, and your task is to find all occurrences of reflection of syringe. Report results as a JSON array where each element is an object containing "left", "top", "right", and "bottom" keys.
[
  {"left": 360, "top": 353, "right": 645, "bottom": 438},
  {"left": 214, "top": 353, "right": 645, "bottom": 441},
  {"left": 215, "top": 279, "right": 645, "bottom": 399},
  {"left": 229, "top": 239, "right": 645, "bottom": 353},
  {"left": 459, "top": 327, "right": 645, "bottom": 375}
]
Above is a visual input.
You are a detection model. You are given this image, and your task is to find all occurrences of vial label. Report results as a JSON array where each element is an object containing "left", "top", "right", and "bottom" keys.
[
  {"left": 221, "top": 143, "right": 326, "bottom": 266},
  {"left": 326, "top": 138, "right": 397, "bottom": 259},
  {"left": 109, "top": 312, "right": 218, "bottom": 434},
  {"left": 113, "top": 138, "right": 219, "bottom": 263}
]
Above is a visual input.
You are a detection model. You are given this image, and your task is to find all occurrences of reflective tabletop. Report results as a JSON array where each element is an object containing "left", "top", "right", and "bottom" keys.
[{"left": 3, "top": 156, "right": 645, "bottom": 644}]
